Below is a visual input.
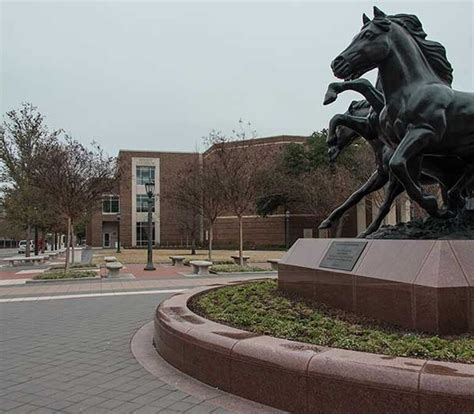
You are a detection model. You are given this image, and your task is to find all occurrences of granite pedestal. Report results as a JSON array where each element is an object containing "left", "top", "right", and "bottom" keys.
[{"left": 278, "top": 239, "right": 474, "bottom": 334}]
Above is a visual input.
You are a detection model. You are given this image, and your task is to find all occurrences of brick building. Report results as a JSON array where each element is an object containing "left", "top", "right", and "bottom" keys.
[{"left": 86, "top": 135, "right": 397, "bottom": 249}]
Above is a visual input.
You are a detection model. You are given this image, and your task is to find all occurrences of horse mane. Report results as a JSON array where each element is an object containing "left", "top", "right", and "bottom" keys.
[{"left": 387, "top": 14, "right": 453, "bottom": 85}]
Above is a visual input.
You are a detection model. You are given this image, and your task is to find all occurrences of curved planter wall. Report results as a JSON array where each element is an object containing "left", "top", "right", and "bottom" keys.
[{"left": 154, "top": 285, "right": 474, "bottom": 414}]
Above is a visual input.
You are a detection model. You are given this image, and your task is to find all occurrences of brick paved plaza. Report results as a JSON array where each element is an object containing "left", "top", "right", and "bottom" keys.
[{"left": 0, "top": 270, "right": 277, "bottom": 414}]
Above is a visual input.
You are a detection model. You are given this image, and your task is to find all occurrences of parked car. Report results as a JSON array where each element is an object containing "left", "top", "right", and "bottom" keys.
[{"left": 18, "top": 240, "right": 34, "bottom": 254}]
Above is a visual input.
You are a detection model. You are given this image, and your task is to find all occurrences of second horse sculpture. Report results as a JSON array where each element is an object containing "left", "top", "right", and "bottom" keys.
[{"left": 320, "top": 78, "right": 467, "bottom": 237}]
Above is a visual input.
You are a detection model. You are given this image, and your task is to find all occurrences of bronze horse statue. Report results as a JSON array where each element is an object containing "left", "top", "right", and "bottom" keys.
[{"left": 330, "top": 7, "right": 474, "bottom": 219}]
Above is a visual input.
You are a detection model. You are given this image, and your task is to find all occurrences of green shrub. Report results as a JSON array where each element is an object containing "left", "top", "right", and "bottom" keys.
[
  {"left": 190, "top": 280, "right": 474, "bottom": 363},
  {"left": 33, "top": 270, "right": 97, "bottom": 280},
  {"left": 210, "top": 264, "right": 267, "bottom": 273}
]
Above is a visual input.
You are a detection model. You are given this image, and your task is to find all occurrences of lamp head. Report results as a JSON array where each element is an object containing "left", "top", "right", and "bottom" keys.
[{"left": 145, "top": 181, "right": 155, "bottom": 197}]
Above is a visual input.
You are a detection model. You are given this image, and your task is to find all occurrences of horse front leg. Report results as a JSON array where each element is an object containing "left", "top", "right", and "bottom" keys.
[
  {"left": 324, "top": 79, "right": 384, "bottom": 113},
  {"left": 389, "top": 127, "right": 448, "bottom": 218},
  {"left": 319, "top": 170, "right": 388, "bottom": 229},
  {"left": 358, "top": 178, "right": 404, "bottom": 237},
  {"left": 328, "top": 114, "right": 373, "bottom": 145}
]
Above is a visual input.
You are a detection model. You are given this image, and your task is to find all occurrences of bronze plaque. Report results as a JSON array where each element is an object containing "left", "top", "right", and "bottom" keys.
[{"left": 319, "top": 241, "right": 367, "bottom": 271}]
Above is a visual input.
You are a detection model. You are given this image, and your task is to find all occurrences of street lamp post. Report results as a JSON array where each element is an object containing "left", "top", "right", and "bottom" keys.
[
  {"left": 144, "top": 181, "right": 156, "bottom": 271},
  {"left": 116, "top": 213, "right": 121, "bottom": 253},
  {"left": 285, "top": 210, "right": 290, "bottom": 250}
]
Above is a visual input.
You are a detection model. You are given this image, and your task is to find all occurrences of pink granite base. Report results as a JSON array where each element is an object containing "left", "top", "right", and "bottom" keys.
[
  {"left": 278, "top": 239, "right": 474, "bottom": 335},
  {"left": 154, "top": 284, "right": 474, "bottom": 414}
]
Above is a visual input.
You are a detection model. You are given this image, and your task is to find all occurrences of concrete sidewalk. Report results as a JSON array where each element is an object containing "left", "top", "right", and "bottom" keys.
[{"left": 0, "top": 274, "right": 275, "bottom": 299}]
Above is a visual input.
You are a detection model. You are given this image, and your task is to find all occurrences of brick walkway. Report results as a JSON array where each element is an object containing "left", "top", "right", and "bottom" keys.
[
  {"left": 0, "top": 293, "right": 234, "bottom": 413},
  {"left": 0, "top": 275, "right": 274, "bottom": 299},
  {"left": 0, "top": 275, "right": 277, "bottom": 413}
]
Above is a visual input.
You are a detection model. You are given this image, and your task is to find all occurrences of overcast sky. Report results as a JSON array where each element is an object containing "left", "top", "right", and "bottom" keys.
[{"left": 1, "top": 1, "right": 473, "bottom": 155}]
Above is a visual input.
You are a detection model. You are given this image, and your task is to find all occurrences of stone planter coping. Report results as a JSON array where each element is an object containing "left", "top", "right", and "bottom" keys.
[
  {"left": 154, "top": 283, "right": 474, "bottom": 414},
  {"left": 104, "top": 256, "right": 117, "bottom": 263}
]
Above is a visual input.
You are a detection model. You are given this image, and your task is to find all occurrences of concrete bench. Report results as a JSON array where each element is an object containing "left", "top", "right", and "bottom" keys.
[
  {"left": 267, "top": 259, "right": 281, "bottom": 270},
  {"left": 189, "top": 260, "right": 213, "bottom": 276},
  {"left": 231, "top": 255, "right": 250, "bottom": 266},
  {"left": 104, "top": 256, "right": 117, "bottom": 263},
  {"left": 170, "top": 256, "right": 185, "bottom": 266},
  {"left": 106, "top": 262, "right": 123, "bottom": 277},
  {"left": 3, "top": 255, "right": 45, "bottom": 266}
]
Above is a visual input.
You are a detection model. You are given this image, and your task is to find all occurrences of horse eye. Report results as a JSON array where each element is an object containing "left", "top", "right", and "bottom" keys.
[{"left": 364, "top": 31, "right": 375, "bottom": 40}]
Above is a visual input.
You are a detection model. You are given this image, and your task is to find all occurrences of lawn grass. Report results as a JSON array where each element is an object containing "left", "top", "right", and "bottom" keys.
[
  {"left": 210, "top": 264, "right": 270, "bottom": 273},
  {"left": 190, "top": 280, "right": 474, "bottom": 363},
  {"left": 33, "top": 270, "right": 98, "bottom": 280},
  {"left": 93, "top": 248, "right": 284, "bottom": 265}
]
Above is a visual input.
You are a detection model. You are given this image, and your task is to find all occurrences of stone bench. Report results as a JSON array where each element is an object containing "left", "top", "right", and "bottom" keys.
[
  {"left": 231, "top": 255, "right": 250, "bottom": 266},
  {"left": 267, "top": 259, "right": 281, "bottom": 270},
  {"left": 189, "top": 260, "right": 213, "bottom": 276},
  {"left": 104, "top": 256, "right": 117, "bottom": 263},
  {"left": 170, "top": 256, "right": 185, "bottom": 266},
  {"left": 3, "top": 255, "right": 45, "bottom": 266},
  {"left": 106, "top": 262, "right": 123, "bottom": 277}
]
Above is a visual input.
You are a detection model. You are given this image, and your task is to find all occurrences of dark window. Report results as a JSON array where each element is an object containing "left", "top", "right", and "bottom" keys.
[
  {"left": 102, "top": 196, "right": 120, "bottom": 213},
  {"left": 136, "top": 222, "right": 155, "bottom": 247},
  {"left": 136, "top": 166, "right": 155, "bottom": 185},
  {"left": 136, "top": 195, "right": 155, "bottom": 212}
]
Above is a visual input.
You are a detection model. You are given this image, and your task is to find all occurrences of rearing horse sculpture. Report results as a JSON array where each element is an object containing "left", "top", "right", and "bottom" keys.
[
  {"left": 319, "top": 88, "right": 466, "bottom": 236},
  {"left": 331, "top": 7, "right": 474, "bottom": 218}
]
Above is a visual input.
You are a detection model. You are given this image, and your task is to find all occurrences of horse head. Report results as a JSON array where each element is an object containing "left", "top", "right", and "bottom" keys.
[
  {"left": 327, "top": 99, "right": 370, "bottom": 163},
  {"left": 331, "top": 7, "right": 392, "bottom": 80}
]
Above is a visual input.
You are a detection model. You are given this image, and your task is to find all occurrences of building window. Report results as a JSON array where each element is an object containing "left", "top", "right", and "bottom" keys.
[
  {"left": 102, "top": 196, "right": 120, "bottom": 213},
  {"left": 136, "top": 166, "right": 155, "bottom": 185},
  {"left": 136, "top": 222, "right": 155, "bottom": 246},
  {"left": 136, "top": 195, "right": 155, "bottom": 213}
]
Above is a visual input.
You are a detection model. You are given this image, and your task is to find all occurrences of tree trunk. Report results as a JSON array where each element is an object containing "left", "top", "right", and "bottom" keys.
[
  {"left": 238, "top": 215, "right": 243, "bottom": 266},
  {"left": 208, "top": 223, "right": 213, "bottom": 261},
  {"left": 71, "top": 222, "right": 75, "bottom": 265},
  {"left": 25, "top": 225, "right": 31, "bottom": 257},
  {"left": 191, "top": 237, "right": 196, "bottom": 255},
  {"left": 65, "top": 217, "right": 71, "bottom": 271},
  {"left": 34, "top": 226, "right": 39, "bottom": 256}
]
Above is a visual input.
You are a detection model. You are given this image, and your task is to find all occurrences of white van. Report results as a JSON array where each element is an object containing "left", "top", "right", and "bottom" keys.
[{"left": 18, "top": 240, "right": 34, "bottom": 254}]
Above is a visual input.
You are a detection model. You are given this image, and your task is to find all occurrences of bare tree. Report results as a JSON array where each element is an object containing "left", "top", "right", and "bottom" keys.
[
  {"left": 0, "top": 103, "right": 61, "bottom": 256},
  {"left": 205, "top": 121, "right": 269, "bottom": 265},
  {"left": 33, "top": 137, "right": 117, "bottom": 269},
  {"left": 170, "top": 155, "right": 226, "bottom": 260}
]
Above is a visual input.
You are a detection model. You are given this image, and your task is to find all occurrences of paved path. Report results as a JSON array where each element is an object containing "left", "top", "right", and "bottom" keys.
[
  {"left": 0, "top": 274, "right": 277, "bottom": 413},
  {"left": 0, "top": 275, "right": 273, "bottom": 299}
]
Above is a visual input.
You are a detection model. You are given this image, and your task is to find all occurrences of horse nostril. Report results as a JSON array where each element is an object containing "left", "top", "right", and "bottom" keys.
[{"left": 332, "top": 55, "right": 345, "bottom": 69}]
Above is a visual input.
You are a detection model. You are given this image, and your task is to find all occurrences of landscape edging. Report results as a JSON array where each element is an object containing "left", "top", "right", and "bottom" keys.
[{"left": 154, "top": 282, "right": 474, "bottom": 414}]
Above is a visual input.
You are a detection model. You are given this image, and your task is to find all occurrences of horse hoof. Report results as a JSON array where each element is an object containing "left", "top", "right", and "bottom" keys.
[
  {"left": 318, "top": 220, "right": 332, "bottom": 229},
  {"left": 323, "top": 91, "right": 337, "bottom": 105},
  {"left": 437, "top": 209, "right": 456, "bottom": 219}
]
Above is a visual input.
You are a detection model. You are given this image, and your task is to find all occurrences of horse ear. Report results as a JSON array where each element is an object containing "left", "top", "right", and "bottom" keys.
[
  {"left": 373, "top": 6, "right": 386, "bottom": 18},
  {"left": 362, "top": 13, "right": 371, "bottom": 25}
]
